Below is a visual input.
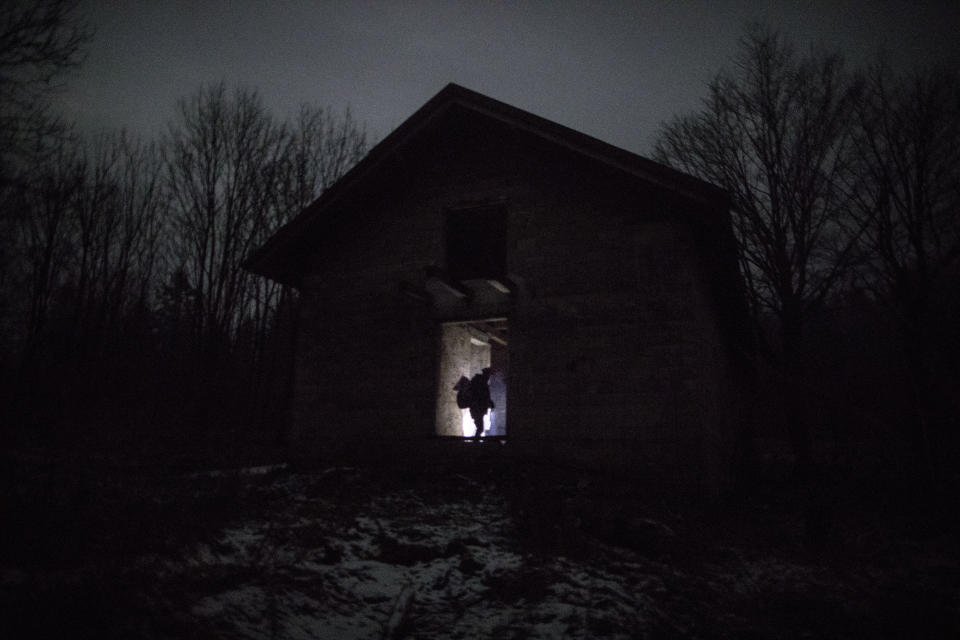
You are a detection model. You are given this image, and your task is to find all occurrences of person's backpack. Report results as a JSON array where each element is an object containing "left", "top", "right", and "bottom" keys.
[{"left": 454, "top": 376, "right": 472, "bottom": 409}]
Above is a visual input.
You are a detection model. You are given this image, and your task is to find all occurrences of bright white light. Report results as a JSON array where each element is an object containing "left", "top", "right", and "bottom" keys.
[{"left": 461, "top": 409, "right": 491, "bottom": 437}]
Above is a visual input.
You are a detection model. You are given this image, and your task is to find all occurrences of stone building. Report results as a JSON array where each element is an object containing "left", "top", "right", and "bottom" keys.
[{"left": 244, "top": 84, "right": 750, "bottom": 491}]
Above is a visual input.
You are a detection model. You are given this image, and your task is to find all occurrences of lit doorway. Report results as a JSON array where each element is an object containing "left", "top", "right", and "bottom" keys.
[{"left": 435, "top": 319, "right": 508, "bottom": 438}]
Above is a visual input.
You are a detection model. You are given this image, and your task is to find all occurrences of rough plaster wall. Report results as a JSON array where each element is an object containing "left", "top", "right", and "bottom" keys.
[
  {"left": 435, "top": 324, "right": 491, "bottom": 436},
  {"left": 489, "top": 341, "right": 508, "bottom": 435}
]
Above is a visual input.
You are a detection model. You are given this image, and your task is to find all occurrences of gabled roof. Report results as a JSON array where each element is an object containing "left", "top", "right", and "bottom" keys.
[{"left": 244, "top": 83, "right": 729, "bottom": 285}]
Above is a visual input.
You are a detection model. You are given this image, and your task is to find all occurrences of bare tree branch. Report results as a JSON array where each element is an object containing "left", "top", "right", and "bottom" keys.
[
  {"left": 0, "top": 0, "right": 91, "bottom": 178},
  {"left": 654, "top": 24, "right": 863, "bottom": 358}
]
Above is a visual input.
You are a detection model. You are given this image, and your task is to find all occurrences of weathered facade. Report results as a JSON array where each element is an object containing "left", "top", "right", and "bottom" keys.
[{"left": 245, "top": 84, "right": 750, "bottom": 491}]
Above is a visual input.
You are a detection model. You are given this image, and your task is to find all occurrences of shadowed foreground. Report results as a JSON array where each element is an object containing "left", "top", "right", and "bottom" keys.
[{"left": 2, "top": 451, "right": 957, "bottom": 639}]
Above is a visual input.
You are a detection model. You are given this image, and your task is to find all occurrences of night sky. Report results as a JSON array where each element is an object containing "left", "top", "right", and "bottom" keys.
[{"left": 60, "top": 1, "right": 960, "bottom": 155}]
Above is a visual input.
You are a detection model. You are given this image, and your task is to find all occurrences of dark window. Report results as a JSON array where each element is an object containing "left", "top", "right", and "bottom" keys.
[{"left": 445, "top": 204, "right": 507, "bottom": 280}]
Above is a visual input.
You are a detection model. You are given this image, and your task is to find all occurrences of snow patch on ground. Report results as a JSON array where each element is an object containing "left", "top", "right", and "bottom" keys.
[
  {"left": 7, "top": 460, "right": 954, "bottom": 638},
  {"left": 161, "top": 469, "right": 681, "bottom": 638}
]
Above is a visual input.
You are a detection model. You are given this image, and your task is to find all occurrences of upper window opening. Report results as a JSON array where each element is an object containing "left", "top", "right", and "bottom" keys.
[{"left": 445, "top": 204, "right": 507, "bottom": 281}]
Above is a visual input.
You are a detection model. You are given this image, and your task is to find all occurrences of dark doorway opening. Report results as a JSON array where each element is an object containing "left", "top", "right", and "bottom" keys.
[{"left": 435, "top": 318, "right": 508, "bottom": 438}]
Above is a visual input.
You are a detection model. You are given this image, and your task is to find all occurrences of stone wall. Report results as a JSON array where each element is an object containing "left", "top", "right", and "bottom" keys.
[
  {"left": 505, "top": 175, "right": 730, "bottom": 488},
  {"left": 286, "top": 112, "right": 740, "bottom": 490}
]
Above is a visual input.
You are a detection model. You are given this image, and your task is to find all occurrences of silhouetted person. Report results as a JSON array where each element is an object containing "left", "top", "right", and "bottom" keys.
[
  {"left": 468, "top": 368, "right": 494, "bottom": 438},
  {"left": 453, "top": 376, "right": 472, "bottom": 410}
]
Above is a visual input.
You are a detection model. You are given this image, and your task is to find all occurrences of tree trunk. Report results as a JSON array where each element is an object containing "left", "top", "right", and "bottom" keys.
[{"left": 780, "top": 308, "right": 811, "bottom": 481}]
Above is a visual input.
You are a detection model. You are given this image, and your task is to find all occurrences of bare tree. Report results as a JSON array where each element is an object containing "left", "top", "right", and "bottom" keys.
[
  {"left": 0, "top": 0, "right": 91, "bottom": 177},
  {"left": 247, "top": 104, "right": 367, "bottom": 360},
  {"left": 849, "top": 63, "right": 960, "bottom": 477},
  {"left": 162, "top": 84, "right": 368, "bottom": 438},
  {"left": 165, "top": 86, "right": 368, "bottom": 352},
  {"left": 851, "top": 63, "right": 960, "bottom": 347},
  {"left": 0, "top": 0, "right": 91, "bottom": 349},
  {"left": 5, "top": 132, "right": 167, "bottom": 356},
  {"left": 282, "top": 104, "right": 366, "bottom": 212},
  {"left": 70, "top": 133, "right": 169, "bottom": 348},
  {"left": 11, "top": 140, "right": 83, "bottom": 346},
  {"left": 654, "top": 25, "right": 865, "bottom": 474},
  {"left": 164, "top": 84, "right": 289, "bottom": 347},
  {"left": 114, "top": 136, "right": 170, "bottom": 316},
  {"left": 70, "top": 134, "right": 122, "bottom": 343},
  {"left": 654, "top": 25, "right": 863, "bottom": 363}
]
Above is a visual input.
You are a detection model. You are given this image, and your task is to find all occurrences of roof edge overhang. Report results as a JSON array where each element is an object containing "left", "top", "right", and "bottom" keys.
[{"left": 243, "top": 83, "right": 730, "bottom": 285}]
